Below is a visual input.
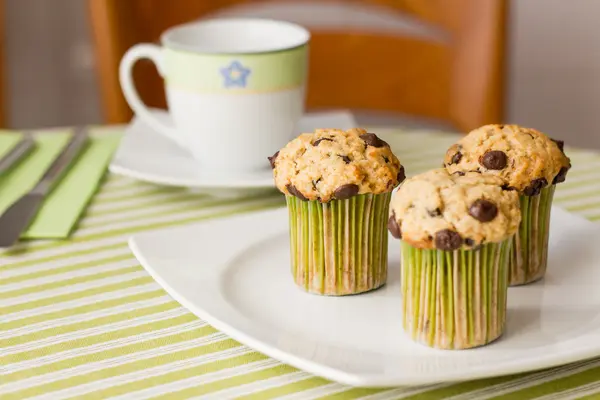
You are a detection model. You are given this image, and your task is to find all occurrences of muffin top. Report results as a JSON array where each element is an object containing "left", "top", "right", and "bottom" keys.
[
  {"left": 270, "top": 128, "right": 404, "bottom": 202},
  {"left": 388, "top": 169, "right": 521, "bottom": 250},
  {"left": 444, "top": 124, "right": 571, "bottom": 195}
]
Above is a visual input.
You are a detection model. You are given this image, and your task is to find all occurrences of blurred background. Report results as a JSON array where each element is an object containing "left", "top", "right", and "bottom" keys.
[{"left": 4, "top": 0, "right": 600, "bottom": 148}]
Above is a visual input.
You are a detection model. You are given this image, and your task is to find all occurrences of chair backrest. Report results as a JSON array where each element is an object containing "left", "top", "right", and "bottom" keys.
[
  {"left": 0, "top": 1, "right": 6, "bottom": 128},
  {"left": 88, "top": 0, "right": 506, "bottom": 132}
]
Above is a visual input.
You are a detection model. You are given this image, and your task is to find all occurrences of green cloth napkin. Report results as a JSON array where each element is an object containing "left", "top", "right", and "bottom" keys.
[
  {"left": 0, "top": 134, "right": 23, "bottom": 159},
  {"left": 0, "top": 128, "right": 121, "bottom": 239}
]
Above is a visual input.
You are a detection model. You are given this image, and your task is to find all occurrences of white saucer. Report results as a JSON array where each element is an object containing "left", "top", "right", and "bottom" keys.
[
  {"left": 130, "top": 206, "right": 600, "bottom": 387},
  {"left": 110, "top": 109, "right": 357, "bottom": 195}
]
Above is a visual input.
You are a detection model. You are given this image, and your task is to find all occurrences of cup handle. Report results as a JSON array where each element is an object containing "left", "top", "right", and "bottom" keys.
[{"left": 119, "top": 44, "right": 185, "bottom": 147}]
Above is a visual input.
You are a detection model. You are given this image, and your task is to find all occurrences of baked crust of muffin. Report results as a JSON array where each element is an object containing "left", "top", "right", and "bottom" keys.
[
  {"left": 271, "top": 128, "right": 404, "bottom": 202},
  {"left": 444, "top": 124, "right": 571, "bottom": 195},
  {"left": 388, "top": 169, "right": 521, "bottom": 250}
]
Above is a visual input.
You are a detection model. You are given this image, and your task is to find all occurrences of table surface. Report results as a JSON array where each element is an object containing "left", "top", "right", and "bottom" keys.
[{"left": 2, "top": 129, "right": 600, "bottom": 400}]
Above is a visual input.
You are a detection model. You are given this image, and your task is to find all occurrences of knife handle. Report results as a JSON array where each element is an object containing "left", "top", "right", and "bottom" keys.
[
  {"left": 0, "top": 134, "right": 35, "bottom": 174},
  {"left": 31, "top": 128, "right": 88, "bottom": 196}
]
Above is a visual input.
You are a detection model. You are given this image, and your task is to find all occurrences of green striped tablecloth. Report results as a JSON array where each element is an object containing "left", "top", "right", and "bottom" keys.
[{"left": 2, "top": 128, "right": 600, "bottom": 400}]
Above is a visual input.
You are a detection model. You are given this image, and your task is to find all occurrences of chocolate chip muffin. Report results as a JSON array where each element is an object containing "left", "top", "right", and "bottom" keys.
[
  {"left": 272, "top": 129, "right": 404, "bottom": 202},
  {"left": 270, "top": 128, "right": 404, "bottom": 296},
  {"left": 444, "top": 124, "right": 571, "bottom": 286},
  {"left": 388, "top": 169, "right": 521, "bottom": 350}
]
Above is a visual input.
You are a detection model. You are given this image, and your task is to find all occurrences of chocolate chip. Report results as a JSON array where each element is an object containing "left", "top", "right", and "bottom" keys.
[
  {"left": 435, "top": 229, "right": 463, "bottom": 251},
  {"left": 311, "top": 178, "right": 322, "bottom": 191},
  {"left": 523, "top": 178, "right": 548, "bottom": 196},
  {"left": 480, "top": 150, "right": 508, "bottom": 170},
  {"left": 334, "top": 184, "right": 359, "bottom": 200},
  {"left": 465, "top": 238, "right": 475, "bottom": 247},
  {"left": 451, "top": 152, "right": 462, "bottom": 164},
  {"left": 388, "top": 213, "right": 401, "bottom": 239},
  {"left": 428, "top": 208, "right": 442, "bottom": 217},
  {"left": 268, "top": 151, "right": 279, "bottom": 169},
  {"left": 553, "top": 166, "right": 569, "bottom": 184},
  {"left": 383, "top": 155, "right": 389, "bottom": 163},
  {"left": 551, "top": 138, "right": 565, "bottom": 153},
  {"left": 501, "top": 184, "right": 516, "bottom": 191},
  {"left": 339, "top": 154, "right": 351, "bottom": 164},
  {"left": 453, "top": 171, "right": 466, "bottom": 176},
  {"left": 286, "top": 184, "right": 308, "bottom": 201},
  {"left": 313, "top": 138, "right": 333, "bottom": 146},
  {"left": 468, "top": 199, "right": 498, "bottom": 222},
  {"left": 359, "top": 133, "right": 388, "bottom": 148},
  {"left": 498, "top": 125, "right": 504, "bottom": 129},
  {"left": 397, "top": 166, "right": 406, "bottom": 183}
]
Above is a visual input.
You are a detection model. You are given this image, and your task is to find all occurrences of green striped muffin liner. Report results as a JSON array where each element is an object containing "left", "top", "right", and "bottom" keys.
[
  {"left": 400, "top": 239, "right": 512, "bottom": 349},
  {"left": 509, "top": 185, "right": 556, "bottom": 286},
  {"left": 286, "top": 193, "right": 391, "bottom": 296}
]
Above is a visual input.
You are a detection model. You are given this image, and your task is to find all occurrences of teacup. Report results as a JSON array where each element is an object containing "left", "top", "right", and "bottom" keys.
[{"left": 119, "top": 18, "right": 310, "bottom": 173}]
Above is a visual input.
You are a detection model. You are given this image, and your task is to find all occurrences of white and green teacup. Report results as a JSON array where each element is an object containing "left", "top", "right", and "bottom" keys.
[{"left": 119, "top": 18, "right": 309, "bottom": 173}]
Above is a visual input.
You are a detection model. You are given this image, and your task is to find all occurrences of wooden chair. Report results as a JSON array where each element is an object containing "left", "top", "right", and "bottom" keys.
[
  {"left": 0, "top": 0, "right": 6, "bottom": 127},
  {"left": 88, "top": 0, "right": 506, "bottom": 132}
]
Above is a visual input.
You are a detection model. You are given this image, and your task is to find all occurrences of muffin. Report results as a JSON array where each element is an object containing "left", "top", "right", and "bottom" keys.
[
  {"left": 388, "top": 169, "right": 521, "bottom": 349},
  {"left": 270, "top": 128, "right": 404, "bottom": 295},
  {"left": 444, "top": 124, "right": 571, "bottom": 285}
]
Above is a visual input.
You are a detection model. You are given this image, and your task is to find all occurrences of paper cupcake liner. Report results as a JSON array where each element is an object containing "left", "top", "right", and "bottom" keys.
[
  {"left": 400, "top": 240, "right": 512, "bottom": 349},
  {"left": 509, "top": 185, "right": 555, "bottom": 286},
  {"left": 286, "top": 193, "right": 391, "bottom": 296}
]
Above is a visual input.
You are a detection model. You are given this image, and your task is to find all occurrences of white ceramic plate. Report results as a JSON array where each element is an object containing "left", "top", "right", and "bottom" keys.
[
  {"left": 110, "top": 109, "right": 357, "bottom": 194},
  {"left": 129, "top": 206, "right": 600, "bottom": 387}
]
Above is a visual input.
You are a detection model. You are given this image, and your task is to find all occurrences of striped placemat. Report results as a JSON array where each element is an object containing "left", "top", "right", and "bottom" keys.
[{"left": 2, "top": 129, "right": 600, "bottom": 399}]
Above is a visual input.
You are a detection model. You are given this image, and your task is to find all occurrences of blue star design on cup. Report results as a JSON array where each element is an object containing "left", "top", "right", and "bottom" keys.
[{"left": 220, "top": 60, "right": 251, "bottom": 88}]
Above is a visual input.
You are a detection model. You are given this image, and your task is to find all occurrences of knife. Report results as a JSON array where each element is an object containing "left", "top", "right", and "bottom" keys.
[
  {"left": 0, "top": 128, "right": 89, "bottom": 247},
  {"left": 0, "top": 134, "right": 35, "bottom": 175}
]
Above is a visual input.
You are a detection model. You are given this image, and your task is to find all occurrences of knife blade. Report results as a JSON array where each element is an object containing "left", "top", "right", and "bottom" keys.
[
  {"left": 0, "top": 128, "right": 89, "bottom": 247},
  {"left": 0, "top": 134, "right": 35, "bottom": 175}
]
